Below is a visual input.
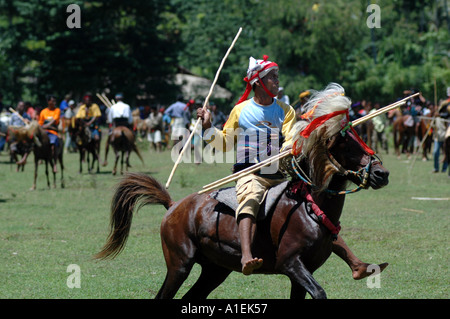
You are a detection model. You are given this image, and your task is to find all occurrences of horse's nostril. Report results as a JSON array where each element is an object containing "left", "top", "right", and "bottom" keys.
[{"left": 374, "top": 169, "right": 389, "bottom": 179}]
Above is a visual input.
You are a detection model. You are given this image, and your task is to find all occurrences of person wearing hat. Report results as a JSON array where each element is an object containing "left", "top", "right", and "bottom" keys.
[
  {"left": 198, "top": 55, "right": 296, "bottom": 275},
  {"left": 296, "top": 90, "right": 311, "bottom": 120},
  {"left": 198, "top": 55, "right": 389, "bottom": 279},
  {"left": 63, "top": 99, "right": 77, "bottom": 153}
]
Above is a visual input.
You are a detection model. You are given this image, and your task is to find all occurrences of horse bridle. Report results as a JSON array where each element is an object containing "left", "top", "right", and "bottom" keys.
[{"left": 290, "top": 130, "right": 381, "bottom": 196}]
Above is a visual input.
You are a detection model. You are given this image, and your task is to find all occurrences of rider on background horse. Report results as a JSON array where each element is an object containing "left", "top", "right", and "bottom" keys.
[
  {"left": 38, "top": 95, "right": 61, "bottom": 173},
  {"left": 197, "top": 55, "right": 386, "bottom": 278},
  {"left": 75, "top": 93, "right": 102, "bottom": 144},
  {"left": 107, "top": 93, "right": 133, "bottom": 130}
]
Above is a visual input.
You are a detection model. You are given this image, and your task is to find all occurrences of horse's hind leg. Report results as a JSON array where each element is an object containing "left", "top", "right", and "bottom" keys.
[
  {"left": 155, "top": 258, "right": 195, "bottom": 299},
  {"left": 45, "top": 160, "right": 52, "bottom": 189},
  {"left": 112, "top": 150, "right": 119, "bottom": 175},
  {"left": 155, "top": 232, "right": 197, "bottom": 299},
  {"left": 281, "top": 256, "right": 326, "bottom": 299},
  {"left": 182, "top": 262, "right": 231, "bottom": 299}
]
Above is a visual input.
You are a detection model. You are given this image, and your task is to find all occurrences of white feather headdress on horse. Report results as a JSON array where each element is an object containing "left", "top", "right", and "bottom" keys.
[{"left": 291, "top": 83, "right": 351, "bottom": 157}]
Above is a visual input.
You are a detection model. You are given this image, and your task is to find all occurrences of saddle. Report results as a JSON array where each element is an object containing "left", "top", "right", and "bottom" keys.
[{"left": 209, "top": 181, "right": 290, "bottom": 221}]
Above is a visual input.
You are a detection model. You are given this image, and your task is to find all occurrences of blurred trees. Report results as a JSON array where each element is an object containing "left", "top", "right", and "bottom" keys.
[
  {"left": 0, "top": 0, "right": 180, "bottom": 106},
  {"left": 0, "top": 0, "right": 448, "bottom": 108}
]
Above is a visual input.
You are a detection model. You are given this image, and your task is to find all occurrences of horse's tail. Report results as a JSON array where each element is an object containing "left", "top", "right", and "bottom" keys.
[
  {"left": 94, "top": 173, "right": 173, "bottom": 260},
  {"left": 132, "top": 142, "right": 145, "bottom": 165}
]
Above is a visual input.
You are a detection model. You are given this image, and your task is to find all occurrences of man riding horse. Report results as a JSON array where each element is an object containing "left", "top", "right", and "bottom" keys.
[{"left": 197, "top": 55, "right": 387, "bottom": 278}]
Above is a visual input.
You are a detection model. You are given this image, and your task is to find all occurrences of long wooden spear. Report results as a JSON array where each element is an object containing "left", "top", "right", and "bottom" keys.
[
  {"left": 165, "top": 27, "right": 243, "bottom": 189},
  {"left": 198, "top": 93, "right": 419, "bottom": 193}
]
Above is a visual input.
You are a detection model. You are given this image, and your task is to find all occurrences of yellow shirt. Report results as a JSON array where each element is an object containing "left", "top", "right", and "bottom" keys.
[{"left": 75, "top": 103, "right": 101, "bottom": 119}]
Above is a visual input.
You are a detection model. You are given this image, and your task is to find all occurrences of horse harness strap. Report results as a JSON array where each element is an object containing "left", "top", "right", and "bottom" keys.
[
  {"left": 291, "top": 155, "right": 373, "bottom": 196},
  {"left": 291, "top": 181, "right": 341, "bottom": 240}
]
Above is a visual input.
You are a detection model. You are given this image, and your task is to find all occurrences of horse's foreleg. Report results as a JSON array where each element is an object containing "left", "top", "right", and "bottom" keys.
[
  {"left": 282, "top": 256, "right": 326, "bottom": 299},
  {"left": 332, "top": 234, "right": 388, "bottom": 280},
  {"left": 31, "top": 159, "right": 38, "bottom": 191},
  {"left": 102, "top": 138, "right": 109, "bottom": 167},
  {"left": 87, "top": 150, "right": 92, "bottom": 173},
  {"left": 79, "top": 149, "right": 83, "bottom": 174},
  {"left": 44, "top": 160, "right": 51, "bottom": 189},
  {"left": 51, "top": 159, "right": 57, "bottom": 188},
  {"left": 59, "top": 153, "right": 65, "bottom": 188}
]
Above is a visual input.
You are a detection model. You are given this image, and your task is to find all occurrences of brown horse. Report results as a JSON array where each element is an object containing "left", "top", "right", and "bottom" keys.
[
  {"left": 392, "top": 114, "right": 415, "bottom": 158},
  {"left": 69, "top": 118, "right": 101, "bottom": 174},
  {"left": 7, "top": 125, "right": 34, "bottom": 172},
  {"left": 102, "top": 126, "right": 144, "bottom": 175},
  {"left": 416, "top": 116, "right": 433, "bottom": 161},
  {"left": 11, "top": 121, "right": 64, "bottom": 190},
  {"left": 95, "top": 93, "right": 390, "bottom": 299}
]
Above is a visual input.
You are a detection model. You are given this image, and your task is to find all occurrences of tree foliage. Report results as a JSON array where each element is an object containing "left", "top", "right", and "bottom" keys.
[{"left": 0, "top": 0, "right": 448, "bottom": 108}]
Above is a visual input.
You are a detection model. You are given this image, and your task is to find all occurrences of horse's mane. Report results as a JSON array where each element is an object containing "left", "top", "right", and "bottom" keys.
[{"left": 290, "top": 83, "right": 351, "bottom": 192}]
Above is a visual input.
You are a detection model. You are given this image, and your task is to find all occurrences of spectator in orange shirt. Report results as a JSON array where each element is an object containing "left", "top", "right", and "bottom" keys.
[{"left": 39, "top": 95, "right": 61, "bottom": 173}]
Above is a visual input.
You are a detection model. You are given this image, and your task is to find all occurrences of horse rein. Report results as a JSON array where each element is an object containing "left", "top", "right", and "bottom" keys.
[{"left": 290, "top": 132, "right": 381, "bottom": 196}]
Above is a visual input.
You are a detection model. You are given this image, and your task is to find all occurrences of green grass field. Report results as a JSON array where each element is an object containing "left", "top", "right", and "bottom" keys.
[{"left": 0, "top": 135, "right": 448, "bottom": 299}]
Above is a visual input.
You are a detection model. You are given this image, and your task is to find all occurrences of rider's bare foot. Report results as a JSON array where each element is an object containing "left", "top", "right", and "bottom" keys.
[
  {"left": 352, "top": 262, "right": 389, "bottom": 280},
  {"left": 242, "top": 257, "right": 263, "bottom": 276}
]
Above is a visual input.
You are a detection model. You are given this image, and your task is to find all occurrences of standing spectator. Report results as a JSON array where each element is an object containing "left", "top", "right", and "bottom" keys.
[
  {"left": 209, "top": 102, "right": 227, "bottom": 129},
  {"left": 432, "top": 93, "right": 450, "bottom": 173},
  {"left": 370, "top": 102, "right": 388, "bottom": 154},
  {"left": 146, "top": 105, "right": 163, "bottom": 152},
  {"left": 63, "top": 100, "right": 77, "bottom": 153},
  {"left": 165, "top": 96, "right": 190, "bottom": 147},
  {"left": 59, "top": 94, "right": 71, "bottom": 113},
  {"left": 277, "top": 87, "right": 290, "bottom": 105}
]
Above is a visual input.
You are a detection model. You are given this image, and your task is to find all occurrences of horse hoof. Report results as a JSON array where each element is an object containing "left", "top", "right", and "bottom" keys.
[{"left": 352, "top": 262, "right": 389, "bottom": 280}]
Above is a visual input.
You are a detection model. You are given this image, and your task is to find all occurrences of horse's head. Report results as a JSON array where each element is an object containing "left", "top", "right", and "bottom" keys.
[
  {"left": 8, "top": 121, "right": 41, "bottom": 145},
  {"left": 326, "top": 127, "right": 389, "bottom": 190},
  {"left": 289, "top": 83, "right": 389, "bottom": 194}
]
